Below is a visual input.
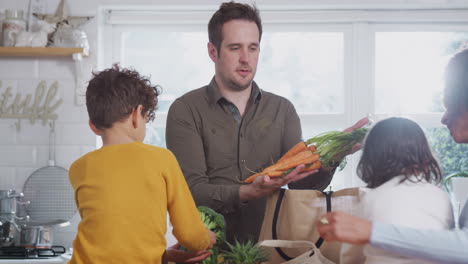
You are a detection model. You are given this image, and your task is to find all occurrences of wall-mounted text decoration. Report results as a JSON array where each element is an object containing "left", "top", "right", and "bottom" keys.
[{"left": 0, "top": 80, "right": 63, "bottom": 131}]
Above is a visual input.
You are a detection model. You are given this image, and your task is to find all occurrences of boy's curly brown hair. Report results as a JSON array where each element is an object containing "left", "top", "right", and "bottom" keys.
[{"left": 86, "top": 64, "right": 160, "bottom": 130}]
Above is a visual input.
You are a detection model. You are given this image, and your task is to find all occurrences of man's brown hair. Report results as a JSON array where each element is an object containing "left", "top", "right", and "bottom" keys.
[
  {"left": 208, "top": 1, "right": 262, "bottom": 53},
  {"left": 86, "top": 64, "right": 160, "bottom": 130}
]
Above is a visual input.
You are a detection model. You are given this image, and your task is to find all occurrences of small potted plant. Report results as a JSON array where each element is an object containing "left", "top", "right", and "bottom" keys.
[{"left": 222, "top": 240, "right": 269, "bottom": 264}]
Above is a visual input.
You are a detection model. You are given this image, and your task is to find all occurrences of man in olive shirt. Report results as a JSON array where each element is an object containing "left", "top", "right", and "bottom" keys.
[{"left": 166, "top": 2, "right": 364, "bottom": 243}]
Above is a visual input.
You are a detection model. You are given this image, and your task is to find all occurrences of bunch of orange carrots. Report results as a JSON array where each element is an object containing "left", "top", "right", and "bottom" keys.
[
  {"left": 243, "top": 127, "right": 369, "bottom": 184},
  {"left": 243, "top": 142, "right": 321, "bottom": 183}
]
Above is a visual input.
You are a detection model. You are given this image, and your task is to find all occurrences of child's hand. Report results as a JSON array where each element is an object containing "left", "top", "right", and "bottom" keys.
[
  {"left": 207, "top": 229, "right": 217, "bottom": 249},
  {"left": 165, "top": 243, "right": 211, "bottom": 263},
  {"left": 317, "top": 211, "right": 371, "bottom": 245}
]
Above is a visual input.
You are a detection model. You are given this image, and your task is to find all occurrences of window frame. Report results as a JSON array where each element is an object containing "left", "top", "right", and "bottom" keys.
[{"left": 99, "top": 5, "right": 468, "bottom": 188}]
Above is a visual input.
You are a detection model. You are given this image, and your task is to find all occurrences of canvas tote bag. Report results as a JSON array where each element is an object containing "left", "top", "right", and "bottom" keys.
[
  {"left": 259, "top": 240, "right": 335, "bottom": 264},
  {"left": 258, "top": 188, "right": 367, "bottom": 264}
]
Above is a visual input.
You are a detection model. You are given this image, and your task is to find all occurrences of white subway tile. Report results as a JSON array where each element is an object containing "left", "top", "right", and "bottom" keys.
[
  {"left": 55, "top": 123, "right": 95, "bottom": 145},
  {"left": 0, "top": 59, "right": 37, "bottom": 78},
  {"left": 54, "top": 145, "right": 82, "bottom": 169},
  {"left": 38, "top": 58, "right": 76, "bottom": 79},
  {"left": 16, "top": 123, "right": 50, "bottom": 145},
  {"left": 34, "top": 145, "right": 50, "bottom": 168},
  {"left": 0, "top": 174, "right": 16, "bottom": 190},
  {"left": 0, "top": 146, "right": 36, "bottom": 166},
  {"left": 0, "top": 167, "right": 15, "bottom": 177},
  {"left": 0, "top": 123, "right": 17, "bottom": 144},
  {"left": 58, "top": 101, "right": 89, "bottom": 123},
  {"left": 52, "top": 80, "right": 89, "bottom": 123},
  {"left": 0, "top": 167, "right": 16, "bottom": 190}
]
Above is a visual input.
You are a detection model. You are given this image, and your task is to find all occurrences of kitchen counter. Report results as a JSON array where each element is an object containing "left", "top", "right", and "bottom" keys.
[{"left": 0, "top": 253, "right": 72, "bottom": 264}]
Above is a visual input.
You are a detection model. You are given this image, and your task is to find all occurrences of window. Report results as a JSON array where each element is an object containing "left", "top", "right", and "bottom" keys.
[
  {"left": 101, "top": 6, "right": 468, "bottom": 189},
  {"left": 375, "top": 31, "right": 468, "bottom": 114},
  {"left": 256, "top": 31, "right": 344, "bottom": 114},
  {"left": 115, "top": 27, "right": 212, "bottom": 147},
  {"left": 372, "top": 26, "right": 468, "bottom": 178}
]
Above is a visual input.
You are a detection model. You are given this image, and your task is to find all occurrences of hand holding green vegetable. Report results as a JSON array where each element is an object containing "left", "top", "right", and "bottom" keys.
[
  {"left": 166, "top": 243, "right": 212, "bottom": 264},
  {"left": 179, "top": 206, "right": 225, "bottom": 264}
]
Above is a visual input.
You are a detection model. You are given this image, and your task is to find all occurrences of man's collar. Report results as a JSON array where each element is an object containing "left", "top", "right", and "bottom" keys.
[{"left": 207, "top": 77, "right": 262, "bottom": 106}]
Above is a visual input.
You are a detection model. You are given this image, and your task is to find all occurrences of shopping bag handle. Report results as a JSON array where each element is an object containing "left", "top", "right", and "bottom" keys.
[
  {"left": 272, "top": 188, "right": 333, "bottom": 261},
  {"left": 259, "top": 240, "right": 317, "bottom": 249},
  {"left": 259, "top": 240, "right": 336, "bottom": 264}
]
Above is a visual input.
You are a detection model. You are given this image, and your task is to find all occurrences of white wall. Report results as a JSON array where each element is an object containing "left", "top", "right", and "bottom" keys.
[
  {"left": 0, "top": 0, "right": 98, "bottom": 249},
  {"left": 1, "top": 0, "right": 468, "bottom": 250}
]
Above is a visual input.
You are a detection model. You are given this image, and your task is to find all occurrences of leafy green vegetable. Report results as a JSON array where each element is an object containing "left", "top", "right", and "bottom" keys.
[
  {"left": 306, "top": 127, "right": 368, "bottom": 170},
  {"left": 198, "top": 206, "right": 226, "bottom": 264},
  {"left": 198, "top": 206, "right": 226, "bottom": 242},
  {"left": 177, "top": 206, "right": 225, "bottom": 264},
  {"left": 223, "top": 240, "right": 269, "bottom": 264},
  {"left": 179, "top": 207, "right": 271, "bottom": 264}
]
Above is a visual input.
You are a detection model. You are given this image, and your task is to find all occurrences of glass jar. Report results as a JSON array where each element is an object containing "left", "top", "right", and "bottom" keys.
[
  {"left": 53, "top": 27, "right": 90, "bottom": 56},
  {"left": 2, "top": 9, "right": 26, "bottom": 47},
  {"left": 52, "top": 26, "right": 75, "bottom": 47}
]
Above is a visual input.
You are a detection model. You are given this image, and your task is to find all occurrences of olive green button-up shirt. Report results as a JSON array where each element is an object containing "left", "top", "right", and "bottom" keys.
[{"left": 166, "top": 78, "right": 333, "bottom": 242}]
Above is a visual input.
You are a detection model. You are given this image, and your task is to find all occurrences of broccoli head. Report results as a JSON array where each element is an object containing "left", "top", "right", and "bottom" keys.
[{"left": 198, "top": 206, "right": 226, "bottom": 242}]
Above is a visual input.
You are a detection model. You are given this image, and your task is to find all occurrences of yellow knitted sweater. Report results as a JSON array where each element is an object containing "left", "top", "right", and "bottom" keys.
[{"left": 68, "top": 142, "right": 209, "bottom": 264}]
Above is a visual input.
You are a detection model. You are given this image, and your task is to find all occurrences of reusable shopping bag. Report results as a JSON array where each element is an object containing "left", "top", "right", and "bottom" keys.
[{"left": 258, "top": 188, "right": 367, "bottom": 263}]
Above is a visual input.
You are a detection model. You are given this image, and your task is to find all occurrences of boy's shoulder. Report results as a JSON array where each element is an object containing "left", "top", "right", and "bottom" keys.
[
  {"left": 70, "top": 148, "right": 98, "bottom": 170},
  {"left": 134, "top": 142, "right": 174, "bottom": 157},
  {"left": 70, "top": 142, "right": 175, "bottom": 169}
]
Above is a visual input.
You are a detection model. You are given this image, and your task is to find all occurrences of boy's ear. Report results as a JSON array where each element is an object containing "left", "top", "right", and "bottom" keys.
[
  {"left": 208, "top": 42, "right": 218, "bottom": 63},
  {"left": 88, "top": 120, "right": 101, "bottom": 136},
  {"left": 131, "top": 105, "right": 144, "bottom": 129}
]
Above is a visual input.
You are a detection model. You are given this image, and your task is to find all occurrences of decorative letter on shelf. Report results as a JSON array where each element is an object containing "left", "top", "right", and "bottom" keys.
[{"left": 0, "top": 80, "right": 63, "bottom": 131}]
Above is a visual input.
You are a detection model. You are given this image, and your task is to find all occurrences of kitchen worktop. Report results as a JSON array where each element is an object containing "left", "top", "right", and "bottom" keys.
[{"left": 0, "top": 253, "right": 72, "bottom": 264}]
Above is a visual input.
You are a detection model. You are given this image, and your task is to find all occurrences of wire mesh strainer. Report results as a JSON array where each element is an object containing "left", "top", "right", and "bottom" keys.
[{"left": 22, "top": 122, "right": 76, "bottom": 221}]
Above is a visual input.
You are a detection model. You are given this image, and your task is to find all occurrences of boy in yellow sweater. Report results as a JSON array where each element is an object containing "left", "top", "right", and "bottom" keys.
[{"left": 68, "top": 65, "right": 216, "bottom": 264}]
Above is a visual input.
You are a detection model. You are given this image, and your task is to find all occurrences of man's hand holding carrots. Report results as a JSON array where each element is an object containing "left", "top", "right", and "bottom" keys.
[{"left": 240, "top": 164, "right": 318, "bottom": 201}]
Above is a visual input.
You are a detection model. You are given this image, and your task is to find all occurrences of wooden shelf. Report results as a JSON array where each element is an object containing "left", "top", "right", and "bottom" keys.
[
  {"left": 0, "top": 47, "right": 84, "bottom": 57},
  {"left": 0, "top": 46, "right": 87, "bottom": 106}
]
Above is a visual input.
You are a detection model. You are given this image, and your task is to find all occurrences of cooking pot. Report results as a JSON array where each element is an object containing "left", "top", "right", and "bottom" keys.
[
  {"left": 0, "top": 190, "right": 26, "bottom": 215},
  {"left": 0, "top": 218, "right": 19, "bottom": 247},
  {"left": 20, "top": 219, "right": 69, "bottom": 249}
]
